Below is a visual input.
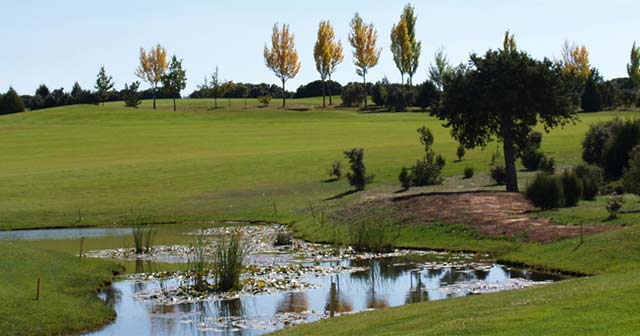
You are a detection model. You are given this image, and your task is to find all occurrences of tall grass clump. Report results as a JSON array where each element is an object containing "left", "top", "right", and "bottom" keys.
[
  {"left": 132, "top": 225, "right": 157, "bottom": 254},
  {"left": 187, "top": 235, "right": 212, "bottom": 292},
  {"left": 213, "top": 229, "right": 247, "bottom": 292},
  {"left": 348, "top": 219, "right": 400, "bottom": 253}
]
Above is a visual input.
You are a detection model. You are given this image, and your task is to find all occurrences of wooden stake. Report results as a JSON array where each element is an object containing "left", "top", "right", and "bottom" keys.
[
  {"left": 36, "top": 278, "right": 40, "bottom": 301},
  {"left": 79, "top": 236, "right": 85, "bottom": 258}
]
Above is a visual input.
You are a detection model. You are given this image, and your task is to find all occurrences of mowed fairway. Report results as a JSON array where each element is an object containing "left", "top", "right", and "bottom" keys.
[{"left": 0, "top": 97, "right": 636, "bottom": 229}]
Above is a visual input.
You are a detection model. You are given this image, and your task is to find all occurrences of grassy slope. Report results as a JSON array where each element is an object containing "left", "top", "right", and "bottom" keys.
[
  {"left": 0, "top": 99, "right": 631, "bottom": 230},
  {"left": 2, "top": 99, "right": 639, "bottom": 335},
  {"left": 0, "top": 241, "right": 120, "bottom": 335}
]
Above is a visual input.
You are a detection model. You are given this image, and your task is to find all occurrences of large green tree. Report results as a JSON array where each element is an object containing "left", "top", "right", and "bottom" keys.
[
  {"left": 434, "top": 32, "right": 575, "bottom": 192},
  {"left": 161, "top": 55, "right": 187, "bottom": 111}
]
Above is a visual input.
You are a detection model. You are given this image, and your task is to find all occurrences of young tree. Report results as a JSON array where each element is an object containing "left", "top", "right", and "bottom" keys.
[
  {"left": 349, "top": 13, "right": 381, "bottom": 110},
  {"left": 95, "top": 66, "right": 114, "bottom": 106},
  {"left": 390, "top": 4, "right": 421, "bottom": 85},
  {"left": 429, "top": 48, "right": 453, "bottom": 91},
  {"left": 209, "top": 67, "right": 224, "bottom": 109},
  {"left": 314, "top": 20, "right": 344, "bottom": 107},
  {"left": 264, "top": 23, "right": 301, "bottom": 108},
  {"left": 122, "top": 81, "right": 142, "bottom": 108},
  {"left": 434, "top": 32, "right": 575, "bottom": 192},
  {"left": 136, "top": 44, "right": 168, "bottom": 110},
  {"left": 628, "top": 42, "right": 640, "bottom": 87},
  {"left": 161, "top": 55, "right": 187, "bottom": 111}
]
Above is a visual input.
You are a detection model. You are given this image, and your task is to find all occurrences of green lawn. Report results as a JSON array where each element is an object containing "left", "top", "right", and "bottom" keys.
[{"left": 2, "top": 98, "right": 640, "bottom": 335}]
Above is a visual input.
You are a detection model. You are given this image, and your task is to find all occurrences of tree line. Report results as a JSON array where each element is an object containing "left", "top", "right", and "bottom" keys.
[{"left": 3, "top": 2, "right": 640, "bottom": 115}]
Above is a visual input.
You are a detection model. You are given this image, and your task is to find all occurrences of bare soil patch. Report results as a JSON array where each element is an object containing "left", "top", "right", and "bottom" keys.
[{"left": 382, "top": 191, "right": 617, "bottom": 243}]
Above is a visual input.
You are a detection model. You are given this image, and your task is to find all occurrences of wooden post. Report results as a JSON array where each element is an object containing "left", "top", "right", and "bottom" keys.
[
  {"left": 36, "top": 278, "right": 40, "bottom": 301},
  {"left": 79, "top": 236, "right": 84, "bottom": 258},
  {"left": 580, "top": 224, "right": 584, "bottom": 245}
]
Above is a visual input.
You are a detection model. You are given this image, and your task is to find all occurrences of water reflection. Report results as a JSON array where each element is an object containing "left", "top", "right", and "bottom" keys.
[{"left": 87, "top": 255, "right": 561, "bottom": 336}]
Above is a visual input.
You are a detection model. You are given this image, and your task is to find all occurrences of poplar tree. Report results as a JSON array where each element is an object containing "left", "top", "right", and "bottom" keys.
[
  {"left": 391, "top": 4, "right": 421, "bottom": 85},
  {"left": 314, "top": 20, "right": 344, "bottom": 107},
  {"left": 349, "top": 13, "right": 381, "bottom": 110},
  {"left": 628, "top": 42, "right": 640, "bottom": 87},
  {"left": 264, "top": 23, "right": 301, "bottom": 108},
  {"left": 136, "top": 44, "right": 168, "bottom": 110}
]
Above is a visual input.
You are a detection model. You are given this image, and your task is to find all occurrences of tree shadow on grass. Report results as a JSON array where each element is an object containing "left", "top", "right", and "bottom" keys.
[
  {"left": 322, "top": 178, "right": 339, "bottom": 183},
  {"left": 324, "top": 189, "right": 359, "bottom": 201}
]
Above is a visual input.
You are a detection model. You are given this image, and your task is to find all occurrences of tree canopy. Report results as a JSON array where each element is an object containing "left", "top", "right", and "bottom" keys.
[{"left": 434, "top": 32, "right": 575, "bottom": 192}]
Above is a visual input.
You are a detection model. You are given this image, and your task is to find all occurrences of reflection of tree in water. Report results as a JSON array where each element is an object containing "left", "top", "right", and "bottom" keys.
[
  {"left": 215, "top": 298, "right": 244, "bottom": 318},
  {"left": 405, "top": 271, "right": 429, "bottom": 304},
  {"left": 325, "top": 276, "right": 353, "bottom": 317},
  {"left": 150, "top": 303, "right": 177, "bottom": 335},
  {"left": 276, "top": 292, "right": 309, "bottom": 313},
  {"left": 349, "top": 259, "right": 390, "bottom": 309},
  {"left": 99, "top": 285, "right": 122, "bottom": 308}
]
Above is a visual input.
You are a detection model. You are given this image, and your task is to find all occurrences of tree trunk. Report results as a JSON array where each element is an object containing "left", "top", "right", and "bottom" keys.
[
  {"left": 173, "top": 97, "right": 176, "bottom": 111},
  {"left": 153, "top": 85, "right": 157, "bottom": 110},
  {"left": 282, "top": 78, "right": 286, "bottom": 108},
  {"left": 501, "top": 116, "right": 519, "bottom": 192},
  {"left": 401, "top": 74, "right": 404, "bottom": 85},
  {"left": 362, "top": 72, "right": 368, "bottom": 110},
  {"left": 214, "top": 97, "right": 217, "bottom": 109},
  {"left": 322, "top": 79, "right": 326, "bottom": 108},
  {"left": 244, "top": 97, "right": 247, "bottom": 109},
  {"left": 328, "top": 75, "right": 333, "bottom": 105}
]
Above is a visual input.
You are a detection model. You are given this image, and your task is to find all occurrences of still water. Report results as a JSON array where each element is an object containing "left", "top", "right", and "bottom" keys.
[{"left": 86, "top": 256, "right": 560, "bottom": 336}]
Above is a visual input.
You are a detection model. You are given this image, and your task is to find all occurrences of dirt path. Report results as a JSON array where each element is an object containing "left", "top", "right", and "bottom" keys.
[{"left": 386, "top": 191, "right": 616, "bottom": 243}]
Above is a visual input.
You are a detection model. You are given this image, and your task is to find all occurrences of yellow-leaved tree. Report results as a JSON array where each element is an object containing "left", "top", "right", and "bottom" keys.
[
  {"left": 314, "top": 20, "right": 344, "bottom": 107},
  {"left": 391, "top": 4, "right": 421, "bottom": 85},
  {"left": 264, "top": 23, "right": 301, "bottom": 108},
  {"left": 349, "top": 13, "right": 381, "bottom": 110},
  {"left": 136, "top": 44, "right": 168, "bottom": 110},
  {"left": 561, "top": 41, "right": 590, "bottom": 80}
]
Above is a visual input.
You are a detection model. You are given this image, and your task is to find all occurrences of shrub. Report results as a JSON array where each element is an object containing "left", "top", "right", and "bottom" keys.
[
  {"left": 370, "top": 79, "right": 388, "bottom": 106},
  {"left": 123, "top": 81, "right": 142, "bottom": 108},
  {"left": 257, "top": 95, "right": 272, "bottom": 106},
  {"left": 538, "top": 155, "right": 556, "bottom": 174},
  {"left": 606, "top": 195, "right": 624, "bottom": 219},
  {"left": 412, "top": 157, "right": 444, "bottom": 186},
  {"left": 519, "top": 131, "right": 544, "bottom": 170},
  {"left": 521, "top": 148, "right": 544, "bottom": 171},
  {"left": 464, "top": 167, "right": 474, "bottom": 179},
  {"left": 560, "top": 169, "right": 583, "bottom": 206},
  {"left": 384, "top": 84, "right": 415, "bottom": 112},
  {"left": 582, "top": 118, "right": 622, "bottom": 166},
  {"left": 601, "top": 119, "right": 640, "bottom": 179},
  {"left": 213, "top": 229, "right": 246, "bottom": 292},
  {"left": 344, "top": 148, "right": 373, "bottom": 191},
  {"left": 415, "top": 80, "right": 439, "bottom": 110},
  {"left": 456, "top": 144, "right": 465, "bottom": 161},
  {"left": 575, "top": 163, "right": 603, "bottom": 200},
  {"left": 274, "top": 229, "right": 292, "bottom": 246},
  {"left": 398, "top": 167, "right": 412, "bottom": 190},
  {"left": 341, "top": 83, "right": 365, "bottom": 107},
  {"left": 328, "top": 161, "right": 343, "bottom": 180},
  {"left": 526, "top": 173, "right": 565, "bottom": 210},
  {"left": 409, "top": 127, "right": 445, "bottom": 187},
  {"left": 623, "top": 145, "right": 640, "bottom": 196},
  {"left": 491, "top": 166, "right": 506, "bottom": 185}
]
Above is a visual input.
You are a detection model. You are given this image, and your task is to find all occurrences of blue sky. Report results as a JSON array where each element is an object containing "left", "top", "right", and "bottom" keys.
[{"left": 1, "top": 0, "right": 639, "bottom": 95}]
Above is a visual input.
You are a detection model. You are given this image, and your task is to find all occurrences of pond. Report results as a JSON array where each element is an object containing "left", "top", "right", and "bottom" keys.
[{"left": 77, "top": 225, "right": 561, "bottom": 336}]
